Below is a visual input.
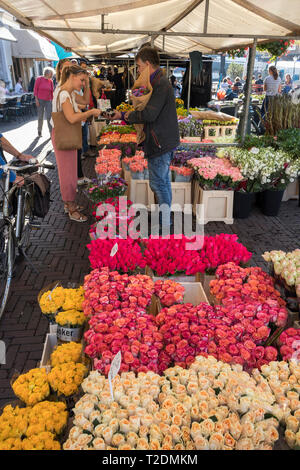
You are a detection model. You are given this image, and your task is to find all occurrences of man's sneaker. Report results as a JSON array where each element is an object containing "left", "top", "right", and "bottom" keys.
[{"left": 78, "top": 177, "right": 92, "bottom": 186}]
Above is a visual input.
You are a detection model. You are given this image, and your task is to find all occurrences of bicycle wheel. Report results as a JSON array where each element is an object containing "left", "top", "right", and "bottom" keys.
[{"left": 0, "top": 221, "right": 15, "bottom": 319}]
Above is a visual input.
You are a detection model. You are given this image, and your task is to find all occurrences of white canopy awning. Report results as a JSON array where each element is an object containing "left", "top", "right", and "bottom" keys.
[
  {"left": 1, "top": 0, "right": 299, "bottom": 57},
  {"left": 0, "top": 25, "right": 16, "bottom": 41},
  {"left": 11, "top": 28, "right": 59, "bottom": 60}
]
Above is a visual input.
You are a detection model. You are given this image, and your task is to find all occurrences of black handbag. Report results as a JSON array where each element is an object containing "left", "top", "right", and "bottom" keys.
[{"left": 29, "top": 173, "right": 51, "bottom": 218}]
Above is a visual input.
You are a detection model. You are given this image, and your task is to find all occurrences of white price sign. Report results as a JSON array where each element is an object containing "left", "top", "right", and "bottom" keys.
[
  {"left": 108, "top": 351, "right": 121, "bottom": 401},
  {"left": 110, "top": 242, "right": 119, "bottom": 257}
]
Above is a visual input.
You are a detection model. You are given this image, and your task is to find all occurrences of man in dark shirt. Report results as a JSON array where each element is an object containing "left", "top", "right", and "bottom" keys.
[{"left": 107, "top": 47, "right": 180, "bottom": 231}]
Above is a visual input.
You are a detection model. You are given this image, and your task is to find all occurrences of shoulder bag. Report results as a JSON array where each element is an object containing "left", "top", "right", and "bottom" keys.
[{"left": 51, "top": 89, "right": 82, "bottom": 150}]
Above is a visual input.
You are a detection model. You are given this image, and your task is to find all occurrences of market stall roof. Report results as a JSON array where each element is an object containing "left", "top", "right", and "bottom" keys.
[
  {"left": 0, "top": 25, "right": 16, "bottom": 41},
  {"left": 1, "top": 0, "right": 300, "bottom": 57},
  {"left": 11, "top": 28, "right": 59, "bottom": 60}
]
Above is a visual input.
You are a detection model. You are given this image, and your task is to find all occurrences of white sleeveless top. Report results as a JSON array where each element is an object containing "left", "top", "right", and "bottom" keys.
[{"left": 51, "top": 85, "right": 79, "bottom": 127}]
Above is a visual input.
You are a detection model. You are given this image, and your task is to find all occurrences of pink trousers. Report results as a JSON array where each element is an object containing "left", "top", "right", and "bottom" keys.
[{"left": 52, "top": 129, "right": 78, "bottom": 202}]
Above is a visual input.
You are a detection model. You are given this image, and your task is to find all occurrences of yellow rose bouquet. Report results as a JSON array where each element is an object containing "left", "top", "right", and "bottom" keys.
[
  {"left": 12, "top": 368, "right": 50, "bottom": 406},
  {"left": 0, "top": 404, "right": 28, "bottom": 441},
  {"left": 27, "top": 401, "right": 68, "bottom": 437},
  {"left": 38, "top": 285, "right": 65, "bottom": 324},
  {"left": 55, "top": 309, "right": 86, "bottom": 329},
  {"left": 62, "top": 287, "right": 84, "bottom": 311},
  {"left": 50, "top": 342, "right": 83, "bottom": 367},
  {"left": 48, "top": 362, "right": 87, "bottom": 397},
  {"left": 21, "top": 431, "right": 61, "bottom": 450},
  {"left": 0, "top": 437, "right": 23, "bottom": 450}
]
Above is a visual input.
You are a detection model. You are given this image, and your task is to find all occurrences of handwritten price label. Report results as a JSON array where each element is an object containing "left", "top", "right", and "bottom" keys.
[{"left": 110, "top": 242, "right": 118, "bottom": 257}]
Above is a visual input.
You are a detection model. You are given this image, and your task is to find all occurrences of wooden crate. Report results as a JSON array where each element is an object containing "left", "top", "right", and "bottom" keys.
[
  {"left": 198, "top": 273, "right": 216, "bottom": 305},
  {"left": 155, "top": 281, "right": 209, "bottom": 315},
  {"left": 171, "top": 182, "right": 192, "bottom": 211},
  {"left": 203, "top": 125, "right": 237, "bottom": 141},
  {"left": 282, "top": 180, "right": 299, "bottom": 202},
  {"left": 193, "top": 186, "right": 234, "bottom": 224},
  {"left": 129, "top": 179, "right": 154, "bottom": 208}
]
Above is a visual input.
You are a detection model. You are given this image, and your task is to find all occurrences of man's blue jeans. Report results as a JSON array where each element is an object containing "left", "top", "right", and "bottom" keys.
[
  {"left": 148, "top": 151, "right": 173, "bottom": 227},
  {"left": 82, "top": 122, "right": 89, "bottom": 153}
]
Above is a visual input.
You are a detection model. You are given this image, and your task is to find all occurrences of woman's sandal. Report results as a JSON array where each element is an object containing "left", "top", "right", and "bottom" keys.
[
  {"left": 64, "top": 204, "right": 84, "bottom": 214},
  {"left": 68, "top": 208, "right": 88, "bottom": 223}
]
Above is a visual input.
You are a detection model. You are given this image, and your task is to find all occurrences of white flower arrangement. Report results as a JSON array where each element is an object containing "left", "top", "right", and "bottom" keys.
[{"left": 263, "top": 249, "right": 300, "bottom": 296}]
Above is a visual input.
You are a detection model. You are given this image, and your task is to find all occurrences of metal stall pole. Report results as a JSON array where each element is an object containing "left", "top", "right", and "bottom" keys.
[
  {"left": 240, "top": 38, "right": 257, "bottom": 142},
  {"left": 187, "top": 59, "right": 192, "bottom": 111},
  {"left": 166, "top": 59, "right": 169, "bottom": 79}
]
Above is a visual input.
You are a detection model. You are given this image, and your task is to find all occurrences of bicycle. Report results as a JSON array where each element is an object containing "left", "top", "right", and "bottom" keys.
[{"left": 0, "top": 154, "right": 55, "bottom": 319}]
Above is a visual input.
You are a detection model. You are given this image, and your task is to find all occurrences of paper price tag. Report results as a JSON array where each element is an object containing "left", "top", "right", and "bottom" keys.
[
  {"left": 110, "top": 242, "right": 118, "bottom": 257},
  {"left": 108, "top": 351, "right": 121, "bottom": 401},
  {"left": 48, "top": 282, "right": 59, "bottom": 301}
]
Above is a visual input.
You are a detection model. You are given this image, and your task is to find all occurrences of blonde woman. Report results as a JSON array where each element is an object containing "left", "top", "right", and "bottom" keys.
[{"left": 51, "top": 65, "right": 101, "bottom": 222}]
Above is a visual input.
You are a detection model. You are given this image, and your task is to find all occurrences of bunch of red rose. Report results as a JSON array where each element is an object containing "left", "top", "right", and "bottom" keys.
[
  {"left": 87, "top": 237, "right": 145, "bottom": 273},
  {"left": 91, "top": 197, "right": 134, "bottom": 238},
  {"left": 210, "top": 262, "right": 288, "bottom": 327},
  {"left": 82, "top": 268, "right": 155, "bottom": 317},
  {"left": 198, "top": 234, "right": 252, "bottom": 274},
  {"left": 154, "top": 279, "right": 185, "bottom": 307},
  {"left": 142, "top": 235, "right": 206, "bottom": 276},
  {"left": 278, "top": 328, "right": 300, "bottom": 361},
  {"left": 84, "top": 308, "right": 163, "bottom": 375}
]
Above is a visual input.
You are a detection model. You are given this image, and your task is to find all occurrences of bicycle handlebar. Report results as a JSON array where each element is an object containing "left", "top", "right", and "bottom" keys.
[{"left": 3, "top": 160, "right": 55, "bottom": 172}]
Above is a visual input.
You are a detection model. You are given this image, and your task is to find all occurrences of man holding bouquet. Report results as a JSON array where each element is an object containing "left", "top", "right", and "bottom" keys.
[{"left": 105, "top": 47, "right": 180, "bottom": 233}]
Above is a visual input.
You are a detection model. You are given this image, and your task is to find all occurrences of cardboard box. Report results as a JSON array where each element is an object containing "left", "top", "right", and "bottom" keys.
[{"left": 40, "top": 333, "right": 57, "bottom": 371}]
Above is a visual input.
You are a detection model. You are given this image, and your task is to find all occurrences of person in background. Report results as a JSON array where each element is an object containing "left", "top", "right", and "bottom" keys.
[
  {"left": 28, "top": 75, "right": 36, "bottom": 93},
  {"left": 112, "top": 67, "right": 125, "bottom": 107},
  {"left": 51, "top": 65, "right": 101, "bottom": 222},
  {"left": 15, "top": 77, "right": 25, "bottom": 94},
  {"left": 0, "top": 79, "right": 9, "bottom": 104},
  {"left": 226, "top": 76, "right": 233, "bottom": 86},
  {"left": 261, "top": 65, "right": 282, "bottom": 123},
  {"left": 282, "top": 73, "right": 293, "bottom": 94},
  {"left": 220, "top": 78, "right": 229, "bottom": 91},
  {"left": 255, "top": 73, "right": 264, "bottom": 93},
  {"left": 107, "top": 67, "right": 113, "bottom": 83},
  {"left": 170, "top": 75, "right": 180, "bottom": 98},
  {"left": 232, "top": 76, "right": 242, "bottom": 94},
  {"left": 0, "top": 133, "right": 34, "bottom": 186},
  {"left": 106, "top": 47, "right": 180, "bottom": 233},
  {"left": 34, "top": 66, "right": 55, "bottom": 138}
]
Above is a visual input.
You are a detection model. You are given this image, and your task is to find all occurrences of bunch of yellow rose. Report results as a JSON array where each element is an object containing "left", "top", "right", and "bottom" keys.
[
  {"left": 116, "top": 102, "right": 134, "bottom": 112},
  {"left": 39, "top": 286, "right": 84, "bottom": 315},
  {"left": 0, "top": 401, "right": 68, "bottom": 450},
  {"left": 22, "top": 432, "right": 61, "bottom": 450},
  {"left": 48, "top": 362, "right": 87, "bottom": 397},
  {"left": 55, "top": 309, "right": 86, "bottom": 328},
  {"left": 50, "top": 342, "right": 83, "bottom": 367},
  {"left": 62, "top": 287, "right": 84, "bottom": 311},
  {"left": 12, "top": 368, "right": 50, "bottom": 406},
  {"left": 0, "top": 404, "right": 28, "bottom": 441},
  {"left": 27, "top": 401, "right": 68, "bottom": 436},
  {"left": 39, "top": 286, "right": 65, "bottom": 314}
]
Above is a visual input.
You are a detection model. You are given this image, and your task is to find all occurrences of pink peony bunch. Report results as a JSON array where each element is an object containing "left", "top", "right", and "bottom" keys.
[
  {"left": 278, "top": 328, "right": 300, "bottom": 361},
  {"left": 154, "top": 279, "right": 185, "bottom": 307},
  {"left": 84, "top": 308, "right": 163, "bottom": 375},
  {"left": 87, "top": 238, "right": 145, "bottom": 274}
]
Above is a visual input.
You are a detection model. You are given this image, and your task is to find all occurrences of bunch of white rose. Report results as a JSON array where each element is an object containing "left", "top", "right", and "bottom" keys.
[
  {"left": 252, "top": 360, "right": 300, "bottom": 449},
  {"left": 63, "top": 356, "right": 281, "bottom": 451},
  {"left": 263, "top": 250, "right": 300, "bottom": 296}
]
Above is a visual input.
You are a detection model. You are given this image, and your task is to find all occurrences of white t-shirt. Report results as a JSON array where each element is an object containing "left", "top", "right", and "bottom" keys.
[
  {"left": 264, "top": 75, "right": 281, "bottom": 96},
  {"left": 51, "top": 85, "right": 80, "bottom": 127},
  {"left": 15, "top": 83, "right": 23, "bottom": 94}
]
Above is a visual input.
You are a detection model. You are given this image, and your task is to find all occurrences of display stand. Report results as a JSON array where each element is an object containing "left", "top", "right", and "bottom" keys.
[{"left": 192, "top": 184, "right": 234, "bottom": 224}]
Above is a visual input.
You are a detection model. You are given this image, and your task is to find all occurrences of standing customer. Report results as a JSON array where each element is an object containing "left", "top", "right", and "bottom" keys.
[
  {"left": 51, "top": 65, "right": 101, "bottom": 222},
  {"left": 107, "top": 47, "right": 180, "bottom": 231},
  {"left": 262, "top": 66, "right": 282, "bottom": 119},
  {"left": 282, "top": 73, "right": 293, "bottom": 94},
  {"left": 34, "top": 67, "right": 55, "bottom": 137}
]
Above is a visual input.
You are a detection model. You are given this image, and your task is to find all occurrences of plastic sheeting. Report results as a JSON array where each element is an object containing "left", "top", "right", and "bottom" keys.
[
  {"left": 11, "top": 28, "right": 59, "bottom": 60},
  {"left": 0, "top": 0, "right": 299, "bottom": 56}
]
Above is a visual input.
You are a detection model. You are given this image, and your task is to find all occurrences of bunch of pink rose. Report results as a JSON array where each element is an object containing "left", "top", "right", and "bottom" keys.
[
  {"left": 82, "top": 268, "right": 155, "bottom": 317},
  {"left": 155, "top": 302, "right": 278, "bottom": 372},
  {"left": 199, "top": 234, "right": 252, "bottom": 274},
  {"left": 278, "top": 328, "right": 300, "bottom": 361},
  {"left": 154, "top": 279, "right": 185, "bottom": 307},
  {"left": 84, "top": 308, "right": 163, "bottom": 375},
  {"left": 142, "top": 235, "right": 206, "bottom": 276},
  {"left": 87, "top": 238, "right": 145, "bottom": 274},
  {"left": 210, "top": 263, "right": 288, "bottom": 327}
]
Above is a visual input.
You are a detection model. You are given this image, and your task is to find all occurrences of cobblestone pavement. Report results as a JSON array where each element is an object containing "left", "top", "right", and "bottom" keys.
[{"left": 0, "top": 116, "right": 300, "bottom": 415}]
